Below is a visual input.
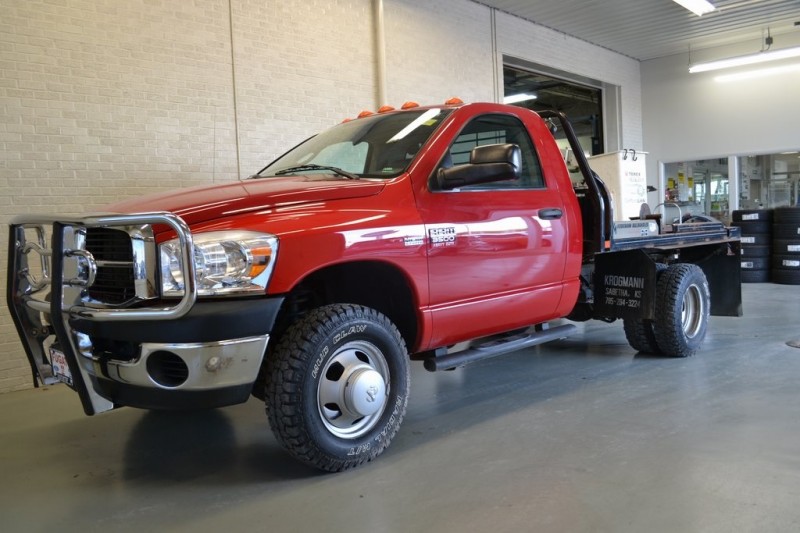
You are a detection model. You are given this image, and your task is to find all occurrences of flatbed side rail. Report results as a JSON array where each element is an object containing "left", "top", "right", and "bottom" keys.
[{"left": 609, "top": 224, "right": 741, "bottom": 252}]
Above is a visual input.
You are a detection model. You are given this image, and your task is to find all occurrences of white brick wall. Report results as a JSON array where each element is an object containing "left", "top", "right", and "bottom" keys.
[
  {"left": 384, "top": 0, "right": 495, "bottom": 105},
  {"left": 231, "top": 0, "right": 376, "bottom": 175},
  {"left": 496, "top": 11, "right": 643, "bottom": 150},
  {"left": 1, "top": 0, "right": 239, "bottom": 392},
  {"left": 0, "top": 0, "right": 643, "bottom": 394}
]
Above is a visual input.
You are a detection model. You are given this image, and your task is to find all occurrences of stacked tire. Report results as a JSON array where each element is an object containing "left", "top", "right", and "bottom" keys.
[
  {"left": 772, "top": 207, "right": 800, "bottom": 285},
  {"left": 732, "top": 209, "right": 773, "bottom": 283}
]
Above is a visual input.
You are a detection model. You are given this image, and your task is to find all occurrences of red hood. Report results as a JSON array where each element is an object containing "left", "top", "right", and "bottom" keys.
[{"left": 104, "top": 176, "right": 386, "bottom": 226}]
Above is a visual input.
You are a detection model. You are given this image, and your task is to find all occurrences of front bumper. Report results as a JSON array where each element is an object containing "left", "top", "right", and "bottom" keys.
[
  {"left": 73, "top": 298, "right": 282, "bottom": 410},
  {"left": 7, "top": 213, "right": 282, "bottom": 414}
]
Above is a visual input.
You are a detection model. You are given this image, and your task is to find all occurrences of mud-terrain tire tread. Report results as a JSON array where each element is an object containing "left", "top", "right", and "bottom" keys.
[
  {"left": 622, "top": 264, "right": 667, "bottom": 354},
  {"left": 623, "top": 318, "right": 660, "bottom": 354},
  {"left": 653, "top": 264, "right": 710, "bottom": 358},
  {"left": 265, "top": 304, "right": 409, "bottom": 472}
]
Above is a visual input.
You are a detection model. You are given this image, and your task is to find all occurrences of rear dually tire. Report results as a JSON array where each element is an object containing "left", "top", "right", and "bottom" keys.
[{"left": 653, "top": 264, "right": 710, "bottom": 358}]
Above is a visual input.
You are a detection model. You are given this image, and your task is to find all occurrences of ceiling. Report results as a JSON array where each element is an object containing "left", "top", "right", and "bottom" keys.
[{"left": 479, "top": 0, "right": 800, "bottom": 61}]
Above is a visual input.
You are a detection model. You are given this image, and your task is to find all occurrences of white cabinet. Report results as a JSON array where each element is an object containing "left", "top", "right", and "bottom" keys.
[{"left": 588, "top": 150, "right": 648, "bottom": 221}]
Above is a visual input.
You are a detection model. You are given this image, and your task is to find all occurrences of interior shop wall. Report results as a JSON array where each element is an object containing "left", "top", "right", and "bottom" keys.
[
  {"left": 495, "top": 10, "right": 642, "bottom": 152},
  {"left": 641, "top": 33, "right": 800, "bottom": 184},
  {"left": 384, "top": 0, "right": 495, "bottom": 104},
  {"left": 1, "top": 0, "right": 234, "bottom": 393},
  {"left": 0, "top": 0, "right": 376, "bottom": 393},
  {"left": 0, "top": 0, "right": 641, "bottom": 393}
]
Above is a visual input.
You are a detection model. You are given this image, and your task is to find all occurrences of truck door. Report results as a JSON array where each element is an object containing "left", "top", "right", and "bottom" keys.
[{"left": 416, "top": 112, "right": 570, "bottom": 348}]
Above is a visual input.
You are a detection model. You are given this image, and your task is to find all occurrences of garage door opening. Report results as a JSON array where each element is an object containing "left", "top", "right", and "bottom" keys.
[{"left": 503, "top": 64, "right": 606, "bottom": 157}]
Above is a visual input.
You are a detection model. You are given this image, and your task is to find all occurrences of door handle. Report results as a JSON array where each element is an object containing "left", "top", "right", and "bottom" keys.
[{"left": 538, "top": 208, "right": 563, "bottom": 220}]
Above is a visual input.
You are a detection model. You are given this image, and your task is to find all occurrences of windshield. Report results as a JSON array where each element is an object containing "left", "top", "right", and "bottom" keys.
[{"left": 256, "top": 108, "right": 452, "bottom": 179}]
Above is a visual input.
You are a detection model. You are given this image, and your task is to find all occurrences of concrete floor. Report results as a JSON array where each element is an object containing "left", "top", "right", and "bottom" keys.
[{"left": 1, "top": 283, "right": 799, "bottom": 533}]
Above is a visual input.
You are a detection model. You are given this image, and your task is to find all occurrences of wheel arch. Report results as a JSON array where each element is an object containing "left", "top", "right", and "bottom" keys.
[{"left": 273, "top": 260, "right": 421, "bottom": 353}]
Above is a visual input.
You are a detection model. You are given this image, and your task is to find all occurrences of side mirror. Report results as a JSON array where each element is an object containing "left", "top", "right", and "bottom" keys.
[{"left": 437, "top": 143, "right": 521, "bottom": 190}]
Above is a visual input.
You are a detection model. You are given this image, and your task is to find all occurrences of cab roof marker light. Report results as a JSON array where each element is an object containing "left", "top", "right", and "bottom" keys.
[
  {"left": 444, "top": 97, "right": 464, "bottom": 106},
  {"left": 401, "top": 101, "right": 419, "bottom": 110},
  {"left": 357, "top": 110, "right": 374, "bottom": 118},
  {"left": 378, "top": 105, "right": 395, "bottom": 113}
]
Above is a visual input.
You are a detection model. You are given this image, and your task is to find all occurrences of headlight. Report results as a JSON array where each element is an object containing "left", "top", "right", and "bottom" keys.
[{"left": 159, "top": 231, "right": 278, "bottom": 297}]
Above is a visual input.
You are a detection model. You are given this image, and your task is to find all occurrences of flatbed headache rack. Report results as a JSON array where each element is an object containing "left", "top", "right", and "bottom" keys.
[
  {"left": 539, "top": 110, "right": 741, "bottom": 253},
  {"left": 540, "top": 110, "right": 742, "bottom": 320}
]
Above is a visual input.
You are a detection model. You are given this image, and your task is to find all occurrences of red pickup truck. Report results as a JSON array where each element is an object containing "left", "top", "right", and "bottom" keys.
[{"left": 7, "top": 100, "right": 742, "bottom": 471}]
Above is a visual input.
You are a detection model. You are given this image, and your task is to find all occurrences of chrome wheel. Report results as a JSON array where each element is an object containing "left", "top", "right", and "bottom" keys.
[
  {"left": 267, "top": 304, "right": 409, "bottom": 471},
  {"left": 317, "top": 340, "right": 390, "bottom": 439},
  {"left": 681, "top": 283, "right": 704, "bottom": 339},
  {"left": 653, "top": 264, "right": 710, "bottom": 357}
]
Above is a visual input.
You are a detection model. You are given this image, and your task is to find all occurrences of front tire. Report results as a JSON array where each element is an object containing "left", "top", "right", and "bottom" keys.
[
  {"left": 653, "top": 264, "right": 710, "bottom": 357},
  {"left": 265, "top": 304, "right": 410, "bottom": 472}
]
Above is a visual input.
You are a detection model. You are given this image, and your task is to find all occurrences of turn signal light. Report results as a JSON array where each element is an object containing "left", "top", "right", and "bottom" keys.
[{"left": 248, "top": 246, "right": 274, "bottom": 278}]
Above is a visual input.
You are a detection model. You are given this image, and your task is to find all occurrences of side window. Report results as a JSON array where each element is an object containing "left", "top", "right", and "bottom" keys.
[{"left": 444, "top": 114, "right": 545, "bottom": 190}]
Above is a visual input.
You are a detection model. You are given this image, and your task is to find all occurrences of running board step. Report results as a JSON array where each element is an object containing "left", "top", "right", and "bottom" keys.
[{"left": 423, "top": 323, "right": 577, "bottom": 372}]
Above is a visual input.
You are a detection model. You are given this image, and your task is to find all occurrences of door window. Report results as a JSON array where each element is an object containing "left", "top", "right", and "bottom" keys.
[{"left": 438, "top": 113, "right": 545, "bottom": 190}]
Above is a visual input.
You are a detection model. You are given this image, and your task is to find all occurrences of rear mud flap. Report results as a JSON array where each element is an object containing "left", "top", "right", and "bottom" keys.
[
  {"left": 593, "top": 246, "right": 743, "bottom": 320},
  {"left": 694, "top": 248, "right": 743, "bottom": 317},
  {"left": 594, "top": 249, "right": 657, "bottom": 320}
]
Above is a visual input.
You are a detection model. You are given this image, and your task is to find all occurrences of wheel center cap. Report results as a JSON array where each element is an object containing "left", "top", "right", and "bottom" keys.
[{"left": 345, "top": 368, "right": 387, "bottom": 417}]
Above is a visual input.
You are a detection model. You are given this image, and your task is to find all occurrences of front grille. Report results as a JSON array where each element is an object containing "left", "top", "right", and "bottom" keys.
[{"left": 85, "top": 227, "right": 136, "bottom": 304}]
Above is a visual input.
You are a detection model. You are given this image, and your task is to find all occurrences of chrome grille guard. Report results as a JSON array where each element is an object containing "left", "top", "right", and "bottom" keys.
[
  {"left": 6, "top": 212, "right": 196, "bottom": 415},
  {"left": 9, "top": 212, "right": 196, "bottom": 321}
]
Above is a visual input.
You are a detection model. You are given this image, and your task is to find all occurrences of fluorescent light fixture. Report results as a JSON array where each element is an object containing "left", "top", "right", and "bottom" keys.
[
  {"left": 672, "top": 0, "right": 715, "bottom": 16},
  {"left": 503, "top": 93, "right": 537, "bottom": 104},
  {"left": 691, "top": 46, "right": 800, "bottom": 73},
  {"left": 387, "top": 108, "right": 442, "bottom": 143},
  {"left": 713, "top": 62, "right": 800, "bottom": 82}
]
